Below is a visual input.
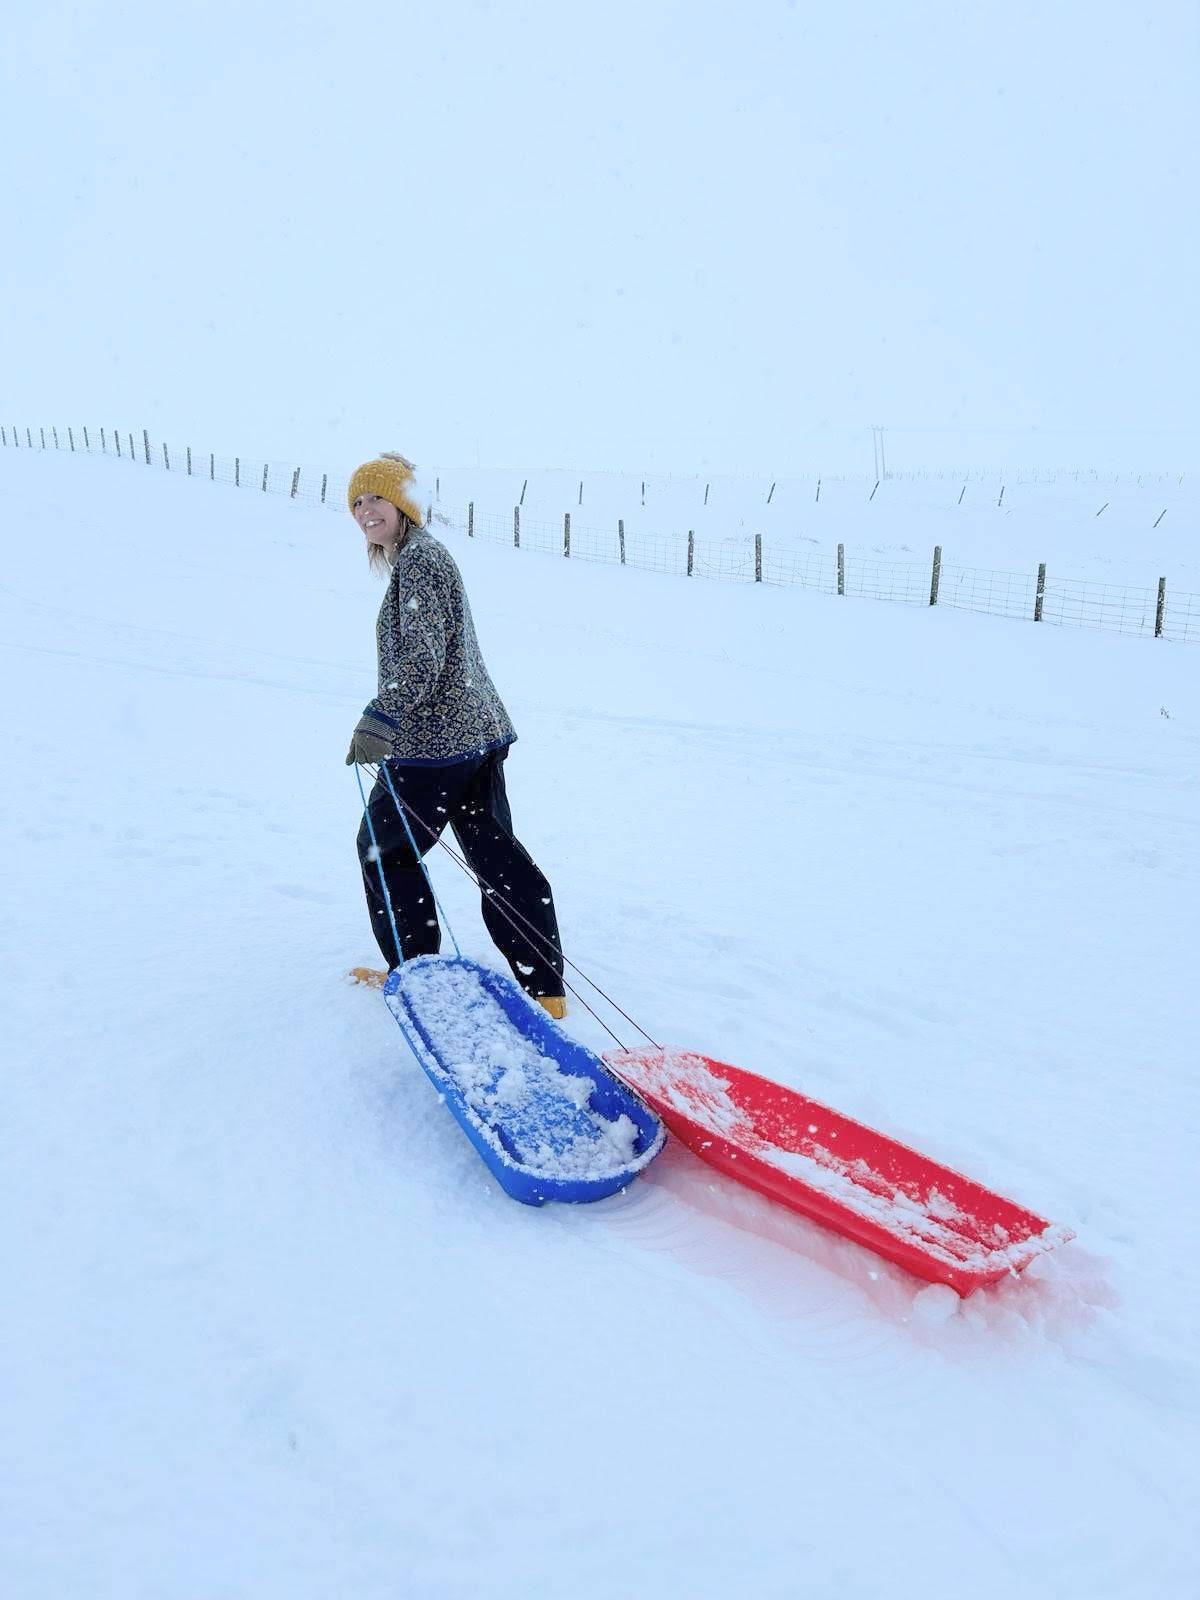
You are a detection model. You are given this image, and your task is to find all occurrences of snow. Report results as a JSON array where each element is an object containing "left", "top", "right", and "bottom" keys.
[
  {"left": 2, "top": 443, "right": 1197, "bottom": 1597},
  {"left": 911, "top": 1284, "right": 962, "bottom": 1328}
]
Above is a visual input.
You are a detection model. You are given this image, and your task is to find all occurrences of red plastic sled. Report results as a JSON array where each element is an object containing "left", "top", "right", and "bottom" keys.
[{"left": 604, "top": 1048, "right": 1072, "bottom": 1295}]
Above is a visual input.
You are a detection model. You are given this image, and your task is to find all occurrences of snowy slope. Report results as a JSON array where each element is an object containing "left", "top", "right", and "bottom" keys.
[{"left": 2, "top": 447, "right": 1198, "bottom": 1599}]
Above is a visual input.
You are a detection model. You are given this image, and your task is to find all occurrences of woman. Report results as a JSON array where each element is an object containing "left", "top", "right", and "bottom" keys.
[{"left": 346, "top": 452, "right": 567, "bottom": 1018}]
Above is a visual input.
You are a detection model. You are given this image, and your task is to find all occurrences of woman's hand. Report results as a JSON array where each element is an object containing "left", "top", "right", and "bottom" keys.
[{"left": 345, "top": 710, "right": 397, "bottom": 765}]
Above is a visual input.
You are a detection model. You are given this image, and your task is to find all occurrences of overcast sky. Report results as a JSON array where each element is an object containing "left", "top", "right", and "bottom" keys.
[{"left": 3, "top": 1, "right": 1195, "bottom": 474}]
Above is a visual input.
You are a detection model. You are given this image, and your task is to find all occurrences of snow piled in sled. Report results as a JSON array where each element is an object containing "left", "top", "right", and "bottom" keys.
[
  {"left": 393, "top": 962, "right": 647, "bottom": 1179},
  {"left": 646, "top": 1051, "right": 1066, "bottom": 1276}
]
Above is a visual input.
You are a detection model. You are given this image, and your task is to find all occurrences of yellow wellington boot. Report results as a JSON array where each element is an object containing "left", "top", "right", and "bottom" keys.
[
  {"left": 537, "top": 995, "right": 567, "bottom": 1020},
  {"left": 349, "top": 967, "right": 389, "bottom": 988}
]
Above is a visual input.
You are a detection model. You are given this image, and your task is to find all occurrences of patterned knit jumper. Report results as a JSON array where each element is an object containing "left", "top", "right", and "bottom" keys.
[{"left": 365, "top": 528, "right": 516, "bottom": 765}]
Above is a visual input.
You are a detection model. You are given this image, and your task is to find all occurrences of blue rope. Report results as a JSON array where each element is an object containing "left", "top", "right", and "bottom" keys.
[
  {"left": 354, "top": 762, "right": 461, "bottom": 966},
  {"left": 354, "top": 764, "right": 406, "bottom": 968},
  {"left": 379, "top": 761, "right": 463, "bottom": 960}
]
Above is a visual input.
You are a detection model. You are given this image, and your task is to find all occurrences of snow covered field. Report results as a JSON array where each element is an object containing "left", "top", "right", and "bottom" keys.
[{"left": 2, "top": 445, "right": 1198, "bottom": 1598}]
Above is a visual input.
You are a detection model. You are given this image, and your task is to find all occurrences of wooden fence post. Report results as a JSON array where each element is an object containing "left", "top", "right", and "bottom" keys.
[
  {"left": 290, "top": 468, "right": 300, "bottom": 498},
  {"left": 83, "top": 426, "right": 90, "bottom": 449},
  {"left": 1034, "top": 563, "right": 1046, "bottom": 622},
  {"left": 578, "top": 480, "right": 583, "bottom": 506},
  {"left": 468, "top": 502, "right": 474, "bottom": 537},
  {"left": 1155, "top": 577, "right": 1166, "bottom": 638},
  {"left": 755, "top": 533, "right": 762, "bottom": 583},
  {"left": 514, "top": 506, "right": 520, "bottom": 547},
  {"left": 210, "top": 453, "right": 215, "bottom": 481},
  {"left": 128, "top": 432, "right": 134, "bottom": 459},
  {"left": 26, "top": 427, "right": 33, "bottom": 447},
  {"left": 143, "top": 428, "right": 151, "bottom": 464},
  {"left": 186, "top": 446, "right": 192, "bottom": 476},
  {"left": 235, "top": 457, "right": 240, "bottom": 487},
  {"left": 40, "top": 427, "right": 46, "bottom": 449},
  {"left": 837, "top": 543, "right": 845, "bottom": 596},
  {"left": 618, "top": 519, "right": 625, "bottom": 564},
  {"left": 261, "top": 463, "right": 269, "bottom": 492},
  {"left": 520, "top": 479, "right": 527, "bottom": 506},
  {"left": 52, "top": 427, "right": 59, "bottom": 448},
  {"left": 68, "top": 427, "right": 75, "bottom": 451},
  {"left": 687, "top": 530, "right": 694, "bottom": 576},
  {"left": 115, "top": 431, "right": 122, "bottom": 457},
  {"left": 930, "top": 545, "right": 942, "bottom": 606},
  {"left": 563, "top": 512, "right": 571, "bottom": 557},
  {"left": 163, "top": 442, "right": 170, "bottom": 470},
  {"left": 320, "top": 473, "right": 327, "bottom": 503}
]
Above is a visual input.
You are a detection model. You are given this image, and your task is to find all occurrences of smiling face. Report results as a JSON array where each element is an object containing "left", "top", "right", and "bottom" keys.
[{"left": 353, "top": 492, "right": 404, "bottom": 549}]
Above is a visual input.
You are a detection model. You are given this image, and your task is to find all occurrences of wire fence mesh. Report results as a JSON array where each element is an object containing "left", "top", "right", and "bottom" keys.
[
  {"left": 938, "top": 564, "right": 1040, "bottom": 622},
  {"left": 1040, "top": 577, "right": 1161, "bottom": 637},
  {"left": 2, "top": 421, "right": 1194, "bottom": 643},
  {"left": 842, "top": 553, "right": 931, "bottom": 605}
]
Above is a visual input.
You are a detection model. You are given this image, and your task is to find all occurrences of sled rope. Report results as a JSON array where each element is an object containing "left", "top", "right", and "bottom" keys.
[
  {"left": 354, "top": 763, "right": 463, "bottom": 966},
  {"left": 361, "top": 764, "right": 660, "bottom": 1051},
  {"left": 376, "top": 762, "right": 465, "bottom": 959},
  {"left": 354, "top": 764, "right": 407, "bottom": 969},
  {"left": 375, "top": 776, "right": 652, "bottom": 1050},
  {"left": 360, "top": 768, "right": 621, "bottom": 1046}
]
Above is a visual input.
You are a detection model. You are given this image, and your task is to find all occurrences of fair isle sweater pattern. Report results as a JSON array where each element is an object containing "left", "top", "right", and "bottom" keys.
[{"left": 364, "top": 529, "right": 517, "bottom": 765}]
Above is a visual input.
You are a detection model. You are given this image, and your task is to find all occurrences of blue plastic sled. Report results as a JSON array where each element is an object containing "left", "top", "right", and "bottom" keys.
[{"left": 383, "top": 956, "right": 666, "bottom": 1205}]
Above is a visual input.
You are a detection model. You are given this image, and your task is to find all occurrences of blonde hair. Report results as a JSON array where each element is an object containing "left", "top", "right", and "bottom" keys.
[{"left": 367, "top": 512, "right": 417, "bottom": 575}]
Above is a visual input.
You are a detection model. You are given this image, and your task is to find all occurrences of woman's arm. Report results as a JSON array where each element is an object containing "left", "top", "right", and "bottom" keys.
[{"left": 374, "top": 546, "right": 452, "bottom": 720}]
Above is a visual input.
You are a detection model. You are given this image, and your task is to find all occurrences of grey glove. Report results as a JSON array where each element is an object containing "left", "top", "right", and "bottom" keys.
[{"left": 345, "top": 711, "right": 396, "bottom": 766}]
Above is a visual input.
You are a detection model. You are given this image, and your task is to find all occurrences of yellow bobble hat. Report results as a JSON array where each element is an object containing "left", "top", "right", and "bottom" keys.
[{"left": 347, "top": 452, "right": 426, "bottom": 526}]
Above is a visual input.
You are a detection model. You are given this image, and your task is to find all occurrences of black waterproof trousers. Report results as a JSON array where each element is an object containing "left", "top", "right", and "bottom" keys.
[{"left": 356, "top": 749, "right": 564, "bottom": 999}]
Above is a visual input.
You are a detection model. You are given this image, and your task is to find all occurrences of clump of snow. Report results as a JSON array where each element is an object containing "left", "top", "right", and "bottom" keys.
[{"left": 911, "top": 1284, "right": 962, "bottom": 1325}]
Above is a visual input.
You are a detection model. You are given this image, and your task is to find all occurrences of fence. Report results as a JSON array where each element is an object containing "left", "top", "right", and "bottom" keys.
[{"left": 2, "top": 421, "right": 1194, "bottom": 644}]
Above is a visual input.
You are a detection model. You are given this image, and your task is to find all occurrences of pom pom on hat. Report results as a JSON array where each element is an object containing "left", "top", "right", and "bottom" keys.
[{"left": 347, "top": 452, "right": 425, "bottom": 526}]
